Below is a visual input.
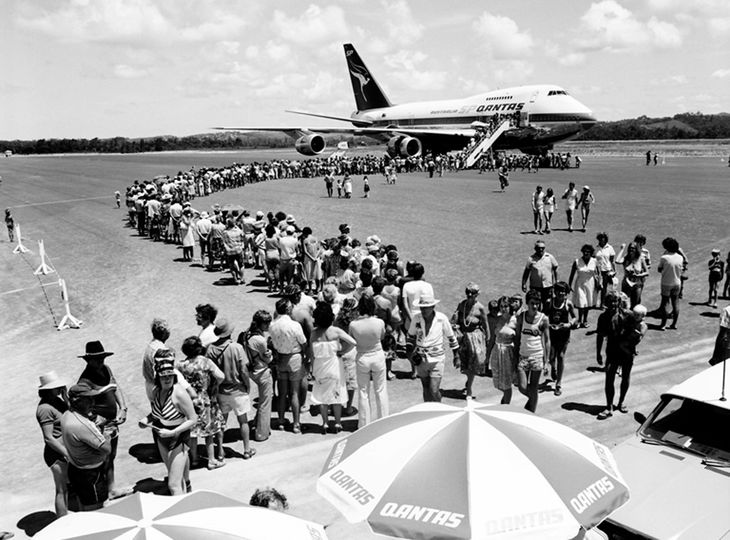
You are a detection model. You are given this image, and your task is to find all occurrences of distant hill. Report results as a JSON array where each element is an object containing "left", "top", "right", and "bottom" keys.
[
  {"left": 2, "top": 112, "right": 729, "bottom": 155},
  {"left": 577, "top": 112, "right": 730, "bottom": 140}
]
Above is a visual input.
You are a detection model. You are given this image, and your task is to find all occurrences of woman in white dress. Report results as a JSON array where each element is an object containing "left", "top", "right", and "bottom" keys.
[
  {"left": 568, "top": 244, "right": 602, "bottom": 328},
  {"left": 309, "top": 302, "right": 356, "bottom": 433}
]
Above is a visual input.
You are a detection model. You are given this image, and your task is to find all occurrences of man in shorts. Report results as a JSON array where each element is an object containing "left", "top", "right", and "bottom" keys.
[
  {"left": 269, "top": 299, "right": 307, "bottom": 433},
  {"left": 521, "top": 240, "right": 559, "bottom": 311},
  {"left": 61, "top": 382, "right": 113, "bottom": 511},
  {"left": 206, "top": 318, "right": 255, "bottom": 459},
  {"left": 657, "top": 237, "right": 684, "bottom": 330},
  {"left": 561, "top": 181, "right": 578, "bottom": 232},
  {"left": 407, "top": 294, "right": 459, "bottom": 402}
]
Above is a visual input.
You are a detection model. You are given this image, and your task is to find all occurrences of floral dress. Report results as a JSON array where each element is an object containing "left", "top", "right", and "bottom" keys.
[{"left": 176, "top": 355, "right": 224, "bottom": 438}]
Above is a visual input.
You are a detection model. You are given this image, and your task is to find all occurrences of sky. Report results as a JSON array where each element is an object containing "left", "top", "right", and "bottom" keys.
[{"left": 1, "top": 0, "right": 729, "bottom": 140}]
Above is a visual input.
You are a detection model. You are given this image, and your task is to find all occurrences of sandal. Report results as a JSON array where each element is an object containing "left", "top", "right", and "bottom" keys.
[
  {"left": 207, "top": 459, "right": 226, "bottom": 470},
  {"left": 333, "top": 423, "right": 343, "bottom": 433},
  {"left": 597, "top": 409, "right": 613, "bottom": 420},
  {"left": 554, "top": 385, "right": 562, "bottom": 397},
  {"left": 292, "top": 424, "right": 301, "bottom": 434},
  {"left": 617, "top": 404, "right": 629, "bottom": 413},
  {"left": 243, "top": 448, "right": 257, "bottom": 460}
]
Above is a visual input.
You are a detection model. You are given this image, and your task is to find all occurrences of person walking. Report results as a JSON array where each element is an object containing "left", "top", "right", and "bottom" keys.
[
  {"left": 221, "top": 218, "right": 245, "bottom": 285},
  {"left": 543, "top": 187, "right": 555, "bottom": 234},
  {"left": 5, "top": 208, "right": 15, "bottom": 242},
  {"left": 407, "top": 294, "right": 460, "bottom": 403},
  {"left": 488, "top": 297, "right": 517, "bottom": 404},
  {"left": 521, "top": 240, "right": 559, "bottom": 311},
  {"left": 568, "top": 244, "right": 601, "bottom": 328},
  {"left": 514, "top": 290, "right": 550, "bottom": 412},
  {"left": 577, "top": 186, "right": 595, "bottom": 231},
  {"left": 596, "top": 296, "right": 647, "bottom": 419},
  {"left": 594, "top": 232, "right": 616, "bottom": 308},
  {"left": 561, "top": 182, "right": 578, "bottom": 232},
  {"left": 451, "top": 282, "right": 489, "bottom": 399},
  {"left": 543, "top": 282, "right": 575, "bottom": 396},
  {"left": 656, "top": 237, "right": 684, "bottom": 330},
  {"left": 708, "top": 248, "right": 725, "bottom": 308},
  {"left": 531, "top": 185, "right": 545, "bottom": 234},
  {"left": 615, "top": 242, "right": 649, "bottom": 307}
]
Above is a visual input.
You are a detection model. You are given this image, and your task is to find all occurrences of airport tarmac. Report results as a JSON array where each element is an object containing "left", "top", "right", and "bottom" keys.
[{"left": 0, "top": 148, "right": 728, "bottom": 538}]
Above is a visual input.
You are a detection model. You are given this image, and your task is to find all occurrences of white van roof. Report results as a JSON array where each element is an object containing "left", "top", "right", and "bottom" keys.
[{"left": 664, "top": 362, "right": 730, "bottom": 410}]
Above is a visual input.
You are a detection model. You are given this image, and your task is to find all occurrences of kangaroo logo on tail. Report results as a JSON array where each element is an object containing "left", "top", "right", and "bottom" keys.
[
  {"left": 349, "top": 61, "right": 371, "bottom": 101},
  {"left": 343, "top": 43, "right": 392, "bottom": 111}
]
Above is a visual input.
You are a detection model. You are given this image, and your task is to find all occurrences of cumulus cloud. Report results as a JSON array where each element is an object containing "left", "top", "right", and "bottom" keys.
[
  {"left": 15, "top": 0, "right": 246, "bottom": 44},
  {"left": 113, "top": 64, "right": 150, "bottom": 79},
  {"left": 711, "top": 68, "right": 730, "bottom": 78},
  {"left": 492, "top": 61, "right": 534, "bottom": 84},
  {"left": 473, "top": 12, "right": 534, "bottom": 59},
  {"left": 383, "top": 0, "right": 424, "bottom": 46},
  {"left": 577, "top": 0, "right": 682, "bottom": 51},
  {"left": 558, "top": 53, "right": 586, "bottom": 67},
  {"left": 272, "top": 5, "right": 348, "bottom": 44},
  {"left": 383, "top": 50, "right": 447, "bottom": 91}
]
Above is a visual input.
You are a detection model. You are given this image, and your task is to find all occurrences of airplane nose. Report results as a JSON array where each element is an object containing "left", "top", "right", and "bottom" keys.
[{"left": 580, "top": 111, "right": 597, "bottom": 130}]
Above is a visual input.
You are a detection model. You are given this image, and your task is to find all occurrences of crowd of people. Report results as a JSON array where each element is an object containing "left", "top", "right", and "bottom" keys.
[{"left": 30, "top": 155, "right": 729, "bottom": 519}]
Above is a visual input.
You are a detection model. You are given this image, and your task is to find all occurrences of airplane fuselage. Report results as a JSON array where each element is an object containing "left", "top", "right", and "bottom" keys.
[{"left": 351, "top": 84, "right": 596, "bottom": 153}]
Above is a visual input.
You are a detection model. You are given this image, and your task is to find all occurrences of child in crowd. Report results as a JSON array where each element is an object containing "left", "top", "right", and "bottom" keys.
[
  {"left": 708, "top": 248, "right": 724, "bottom": 308},
  {"left": 363, "top": 176, "right": 370, "bottom": 198}
]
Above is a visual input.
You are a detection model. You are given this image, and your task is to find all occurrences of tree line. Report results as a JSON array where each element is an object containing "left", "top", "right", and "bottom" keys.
[{"left": 2, "top": 113, "right": 729, "bottom": 155}]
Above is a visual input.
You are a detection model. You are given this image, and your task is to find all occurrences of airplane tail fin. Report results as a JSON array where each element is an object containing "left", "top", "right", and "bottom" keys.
[{"left": 343, "top": 43, "right": 392, "bottom": 111}]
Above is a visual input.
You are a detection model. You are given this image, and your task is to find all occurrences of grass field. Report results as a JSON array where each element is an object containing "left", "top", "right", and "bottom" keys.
[{"left": 1, "top": 148, "right": 728, "bottom": 537}]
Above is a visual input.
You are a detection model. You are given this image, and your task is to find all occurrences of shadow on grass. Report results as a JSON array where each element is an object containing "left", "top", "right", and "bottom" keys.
[
  {"left": 700, "top": 311, "right": 720, "bottom": 318},
  {"left": 442, "top": 388, "right": 467, "bottom": 400},
  {"left": 562, "top": 402, "right": 605, "bottom": 416},
  {"left": 17, "top": 510, "right": 57, "bottom": 537},
  {"left": 134, "top": 477, "right": 168, "bottom": 495},
  {"left": 586, "top": 365, "right": 605, "bottom": 374},
  {"left": 129, "top": 443, "right": 162, "bottom": 464}
]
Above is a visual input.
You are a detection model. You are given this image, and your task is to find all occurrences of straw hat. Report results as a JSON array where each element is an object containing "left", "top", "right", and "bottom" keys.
[
  {"left": 38, "top": 371, "right": 66, "bottom": 390},
  {"left": 214, "top": 318, "right": 233, "bottom": 338},
  {"left": 413, "top": 294, "right": 440, "bottom": 308}
]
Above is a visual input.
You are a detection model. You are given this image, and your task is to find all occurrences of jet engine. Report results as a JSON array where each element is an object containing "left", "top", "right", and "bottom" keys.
[
  {"left": 295, "top": 134, "right": 326, "bottom": 156},
  {"left": 386, "top": 136, "right": 422, "bottom": 158}
]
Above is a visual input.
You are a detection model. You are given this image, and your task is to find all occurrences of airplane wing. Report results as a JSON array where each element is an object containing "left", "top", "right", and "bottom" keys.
[{"left": 213, "top": 126, "right": 474, "bottom": 138}]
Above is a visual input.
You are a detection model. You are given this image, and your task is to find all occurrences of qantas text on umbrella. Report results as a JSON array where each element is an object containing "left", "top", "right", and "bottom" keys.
[
  {"left": 329, "top": 470, "right": 374, "bottom": 505},
  {"left": 570, "top": 476, "right": 615, "bottom": 514},
  {"left": 379, "top": 503, "right": 465, "bottom": 528}
]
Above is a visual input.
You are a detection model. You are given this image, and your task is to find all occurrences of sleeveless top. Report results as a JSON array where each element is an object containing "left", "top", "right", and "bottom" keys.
[
  {"left": 519, "top": 312, "right": 545, "bottom": 358},
  {"left": 495, "top": 315, "right": 517, "bottom": 345},
  {"left": 545, "top": 300, "right": 571, "bottom": 341},
  {"left": 152, "top": 387, "right": 185, "bottom": 428}
]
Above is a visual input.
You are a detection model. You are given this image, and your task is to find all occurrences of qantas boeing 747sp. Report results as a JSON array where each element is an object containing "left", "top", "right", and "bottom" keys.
[{"left": 216, "top": 43, "right": 597, "bottom": 157}]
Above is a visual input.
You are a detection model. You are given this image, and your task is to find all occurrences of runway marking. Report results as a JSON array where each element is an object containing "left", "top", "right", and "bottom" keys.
[
  {"left": 9, "top": 196, "right": 110, "bottom": 208},
  {"left": 0, "top": 282, "right": 59, "bottom": 296}
]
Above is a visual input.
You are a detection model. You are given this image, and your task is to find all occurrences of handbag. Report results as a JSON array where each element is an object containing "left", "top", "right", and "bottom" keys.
[{"left": 412, "top": 349, "right": 426, "bottom": 366}]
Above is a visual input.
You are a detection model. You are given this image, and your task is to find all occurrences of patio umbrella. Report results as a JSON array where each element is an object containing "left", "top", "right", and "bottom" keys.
[
  {"left": 317, "top": 402, "right": 629, "bottom": 540},
  {"left": 35, "top": 490, "right": 328, "bottom": 540}
]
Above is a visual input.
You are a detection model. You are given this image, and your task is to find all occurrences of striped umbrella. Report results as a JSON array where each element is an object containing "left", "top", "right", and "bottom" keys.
[
  {"left": 317, "top": 402, "right": 629, "bottom": 540},
  {"left": 34, "top": 490, "right": 328, "bottom": 540}
]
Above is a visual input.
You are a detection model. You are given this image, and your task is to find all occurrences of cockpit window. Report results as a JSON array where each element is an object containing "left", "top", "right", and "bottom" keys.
[{"left": 547, "top": 90, "right": 569, "bottom": 96}]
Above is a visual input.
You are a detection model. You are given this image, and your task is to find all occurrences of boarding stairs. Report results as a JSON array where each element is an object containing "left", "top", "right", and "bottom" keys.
[{"left": 463, "top": 120, "right": 511, "bottom": 168}]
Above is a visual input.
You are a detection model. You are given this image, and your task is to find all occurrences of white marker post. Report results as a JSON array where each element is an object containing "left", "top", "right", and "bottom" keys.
[
  {"left": 57, "top": 278, "right": 83, "bottom": 330},
  {"left": 34, "top": 240, "right": 56, "bottom": 275},
  {"left": 12, "top": 225, "right": 30, "bottom": 254}
]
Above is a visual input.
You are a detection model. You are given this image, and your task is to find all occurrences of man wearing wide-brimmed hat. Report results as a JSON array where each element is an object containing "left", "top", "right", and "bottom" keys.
[
  {"left": 61, "top": 380, "right": 113, "bottom": 511},
  {"left": 76, "top": 340, "right": 131, "bottom": 501},
  {"left": 407, "top": 294, "right": 459, "bottom": 403}
]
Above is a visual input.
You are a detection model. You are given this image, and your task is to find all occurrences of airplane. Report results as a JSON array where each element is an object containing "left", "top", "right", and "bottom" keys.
[{"left": 215, "top": 43, "right": 597, "bottom": 158}]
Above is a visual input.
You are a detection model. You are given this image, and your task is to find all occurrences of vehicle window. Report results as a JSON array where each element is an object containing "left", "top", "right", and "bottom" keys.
[{"left": 640, "top": 397, "right": 730, "bottom": 460}]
